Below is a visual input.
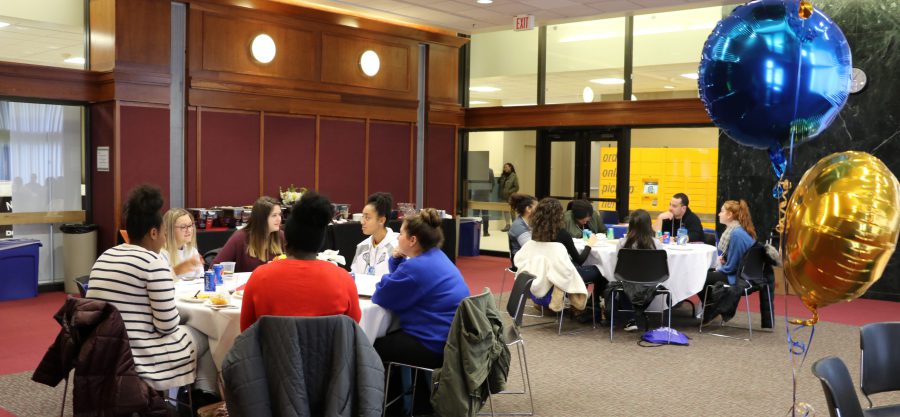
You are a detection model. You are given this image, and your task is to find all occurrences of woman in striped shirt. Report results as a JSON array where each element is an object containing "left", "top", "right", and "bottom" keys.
[{"left": 86, "top": 185, "right": 215, "bottom": 396}]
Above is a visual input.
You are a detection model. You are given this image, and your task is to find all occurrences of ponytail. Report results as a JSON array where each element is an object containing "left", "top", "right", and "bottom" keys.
[{"left": 737, "top": 199, "right": 757, "bottom": 240}]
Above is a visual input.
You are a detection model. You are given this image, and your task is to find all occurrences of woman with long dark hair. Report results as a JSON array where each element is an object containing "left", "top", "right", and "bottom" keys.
[
  {"left": 613, "top": 209, "right": 663, "bottom": 331},
  {"left": 498, "top": 162, "right": 519, "bottom": 232},
  {"left": 212, "top": 196, "right": 285, "bottom": 272}
]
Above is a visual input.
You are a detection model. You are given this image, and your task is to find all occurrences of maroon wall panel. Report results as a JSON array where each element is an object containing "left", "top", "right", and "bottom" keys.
[
  {"left": 120, "top": 105, "right": 170, "bottom": 210},
  {"left": 199, "top": 110, "right": 260, "bottom": 206},
  {"left": 263, "top": 114, "right": 316, "bottom": 199},
  {"left": 186, "top": 109, "right": 198, "bottom": 208},
  {"left": 318, "top": 118, "right": 365, "bottom": 205},
  {"left": 91, "top": 102, "right": 117, "bottom": 252},
  {"left": 368, "top": 121, "right": 413, "bottom": 204},
  {"left": 424, "top": 124, "right": 455, "bottom": 211}
]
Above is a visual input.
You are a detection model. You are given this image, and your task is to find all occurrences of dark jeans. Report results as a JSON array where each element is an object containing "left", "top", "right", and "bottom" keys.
[
  {"left": 576, "top": 264, "right": 606, "bottom": 303},
  {"left": 700, "top": 270, "right": 730, "bottom": 305},
  {"left": 374, "top": 331, "right": 443, "bottom": 415}
]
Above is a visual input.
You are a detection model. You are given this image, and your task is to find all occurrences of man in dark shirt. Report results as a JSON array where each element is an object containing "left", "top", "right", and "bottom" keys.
[{"left": 656, "top": 193, "right": 704, "bottom": 242}]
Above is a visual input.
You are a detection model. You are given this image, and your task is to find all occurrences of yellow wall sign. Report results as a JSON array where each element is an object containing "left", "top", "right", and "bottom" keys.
[{"left": 596, "top": 147, "right": 718, "bottom": 219}]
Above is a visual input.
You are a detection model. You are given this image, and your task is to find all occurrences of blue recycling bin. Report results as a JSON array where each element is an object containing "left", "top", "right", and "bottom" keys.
[
  {"left": 458, "top": 217, "right": 482, "bottom": 257},
  {"left": 0, "top": 239, "right": 42, "bottom": 301}
]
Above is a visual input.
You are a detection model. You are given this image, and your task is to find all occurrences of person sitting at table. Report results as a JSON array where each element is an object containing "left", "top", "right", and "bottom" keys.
[
  {"left": 212, "top": 196, "right": 285, "bottom": 273},
  {"left": 563, "top": 199, "right": 608, "bottom": 239},
  {"left": 507, "top": 193, "right": 537, "bottom": 270},
  {"left": 350, "top": 192, "right": 399, "bottom": 277},
  {"left": 240, "top": 191, "right": 361, "bottom": 331},
  {"left": 613, "top": 209, "right": 665, "bottom": 331},
  {"left": 372, "top": 208, "right": 470, "bottom": 369},
  {"left": 159, "top": 208, "right": 204, "bottom": 279},
  {"left": 516, "top": 197, "right": 598, "bottom": 320},
  {"left": 86, "top": 185, "right": 218, "bottom": 403},
  {"left": 700, "top": 199, "right": 757, "bottom": 324},
  {"left": 655, "top": 193, "right": 704, "bottom": 242}
]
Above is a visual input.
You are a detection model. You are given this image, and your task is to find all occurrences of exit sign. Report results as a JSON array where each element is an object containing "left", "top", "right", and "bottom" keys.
[{"left": 514, "top": 15, "right": 535, "bottom": 31}]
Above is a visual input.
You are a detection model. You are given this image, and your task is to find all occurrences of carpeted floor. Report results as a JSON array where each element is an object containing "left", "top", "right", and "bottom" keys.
[{"left": 2, "top": 255, "right": 898, "bottom": 416}]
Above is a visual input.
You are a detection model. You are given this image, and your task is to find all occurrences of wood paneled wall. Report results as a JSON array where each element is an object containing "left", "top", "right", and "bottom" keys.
[{"left": 186, "top": 108, "right": 420, "bottom": 211}]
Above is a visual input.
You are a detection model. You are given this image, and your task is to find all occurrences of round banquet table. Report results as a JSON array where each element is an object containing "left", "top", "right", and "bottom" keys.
[
  {"left": 573, "top": 239, "right": 720, "bottom": 310},
  {"left": 174, "top": 272, "right": 393, "bottom": 368}
]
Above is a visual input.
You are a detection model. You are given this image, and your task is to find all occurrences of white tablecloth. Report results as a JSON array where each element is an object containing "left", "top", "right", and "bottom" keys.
[
  {"left": 174, "top": 272, "right": 393, "bottom": 368},
  {"left": 574, "top": 239, "right": 719, "bottom": 310}
]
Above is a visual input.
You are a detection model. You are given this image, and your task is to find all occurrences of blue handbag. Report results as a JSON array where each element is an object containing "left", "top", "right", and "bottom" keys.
[{"left": 640, "top": 327, "right": 690, "bottom": 346}]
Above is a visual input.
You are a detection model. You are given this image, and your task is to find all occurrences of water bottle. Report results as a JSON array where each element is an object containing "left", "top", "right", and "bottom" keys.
[
  {"left": 606, "top": 228, "right": 614, "bottom": 240},
  {"left": 677, "top": 226, "right": 688, "bottom": 245},
  {"left": 582, "top": 229, "right": 592, "bottom": 241}
]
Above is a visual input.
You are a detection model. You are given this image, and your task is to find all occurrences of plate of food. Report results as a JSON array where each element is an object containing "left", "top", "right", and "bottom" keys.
[
  {"left": 205, "top": 294, "right": 234, "bottom": 309},
  {"left": 179, "top": 292, "right": 212, "bottom": 303},
  {"left": 232, "top": 290, "right": 244, "bottom": 299}
]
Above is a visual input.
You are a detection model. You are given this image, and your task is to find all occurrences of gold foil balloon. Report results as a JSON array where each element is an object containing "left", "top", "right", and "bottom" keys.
[{"left": 783, "top": 151, "right": 900, "bottom": 325}]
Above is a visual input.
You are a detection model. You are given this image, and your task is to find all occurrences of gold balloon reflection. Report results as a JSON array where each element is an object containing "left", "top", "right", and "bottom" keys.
[{"left": 783, "top": 151, "right": 900, "bottom": 325}]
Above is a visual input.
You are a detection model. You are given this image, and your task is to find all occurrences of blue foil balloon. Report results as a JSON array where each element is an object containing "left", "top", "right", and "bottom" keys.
[{"left": 698, "top": 0, "right": 852, "bottom": 174}]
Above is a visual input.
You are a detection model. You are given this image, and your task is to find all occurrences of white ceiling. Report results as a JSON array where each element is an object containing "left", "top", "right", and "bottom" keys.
[
  {"left": 284, "top": 0, "right": 728, "bottom": 33},
  {"left": 0, "top": 15, "right": 84, "bottom": 69}
]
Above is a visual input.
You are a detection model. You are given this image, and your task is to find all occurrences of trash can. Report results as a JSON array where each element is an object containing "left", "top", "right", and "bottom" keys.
[
  {"left": 60, "top": 223, "right": 98, "bottom": 295},
  {"left": 458, "top": 217, "right": 482, "bottom": 257},
  {"left": 0, "top": 239, "right": 42, "bottom": 301}
]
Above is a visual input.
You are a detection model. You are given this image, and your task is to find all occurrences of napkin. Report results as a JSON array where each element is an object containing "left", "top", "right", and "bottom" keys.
[{"left": 317, "top": 249, "right": 346, "bottom": 266}]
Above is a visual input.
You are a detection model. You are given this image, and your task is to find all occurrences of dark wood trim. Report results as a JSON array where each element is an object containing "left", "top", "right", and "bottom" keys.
[
  {"left": 259, "top": 111, "right": 265, "bottom": 197},
  {"left": 314, "top": 115, "right": 320, "bottom": 190},
  {"left": 409, "top": 123, "right": 415, "bottom": 203},
  {"left": 464, "top": 99, "right": 712, "bottom": 130},
  {"left": 364, "top": 118, "right": 370, "bottom": 200},
  {"left": 184, "top": 0, "right": 467, "bottom": 47},
  {"left": 0, "top": 61, "right": 102, "bottom": 102},
  {"left": 113, "top": 101, "right": 122, "bottom": 237},
  {"left": 197, "top": 106, "right": 203, "bottom": 205}
]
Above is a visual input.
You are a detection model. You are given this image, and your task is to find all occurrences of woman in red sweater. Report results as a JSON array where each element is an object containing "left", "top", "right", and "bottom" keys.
[{"left": 240, "top": 192, "right": 361, "bottom": 331}]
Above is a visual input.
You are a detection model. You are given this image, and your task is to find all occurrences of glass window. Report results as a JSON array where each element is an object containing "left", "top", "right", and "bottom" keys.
[
  {"left": 0, "top": 101, "right": 86, "bottom": 283},
  {"left": 469, "top": 29, "right": 538, "bottom": 108},
  {"left": 631, "top": 6, "right": 729, "bottom": 100},
  {"left": 0, "top": 1, "right": 86, "bottom": 69},
  {"left": 465, "top": 130, "right": 536, "bottom": 252},
  {"left": 628, "top": 127, "right": 718, "bottom": 229},
  {"left": 546, "top": 18, "right": 625, "bottom": 104}
]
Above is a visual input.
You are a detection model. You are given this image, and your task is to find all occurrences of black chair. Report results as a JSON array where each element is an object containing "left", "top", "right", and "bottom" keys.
[
  {"left": 700, "top": 243, "right": 775, "bottom": 340},
  {"left": 812, "top": 356, "right": 868, "bottom": 417},
  {"left": 75, "top": 275, "right": 90, "bottom": 297},
  {"left": 600, "top": 210, "right": 618, "bottom": 225},
  {"left": 703, "top": 231, "right": 717, "bottom": 246},
  {"left": 202, "top": 248, "right": 221, "bottom": 268},
  {"left": 609, "top": 249, "right": 671, "bottom": 342},
  {"left": 860, "top": 322, "right": 900, "bottom": 414}
]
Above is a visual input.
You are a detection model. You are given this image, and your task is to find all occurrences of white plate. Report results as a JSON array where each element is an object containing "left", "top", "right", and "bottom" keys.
[
  {"left": 666, "top": 245, "right": 693, "bottom": 251},
  {"left": 232, "top": 290, "right": 243, "bottom": 299},
  {"left": 179, "top": 295, "right": 206, "bottom": 303},
  {"left": 204, "top": 299, "right": 236, "bottom": 309}
]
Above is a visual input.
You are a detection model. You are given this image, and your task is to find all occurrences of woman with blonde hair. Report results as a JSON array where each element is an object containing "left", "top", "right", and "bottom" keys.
[
  {"left": 212, "top": 196, "right": 285, "bottom": 273},
  {"left": 160, "top": 208, "right": 204, "bottom": 279},
  {"left": 700, "top": 199, "right": 757, "bottom": 324}
]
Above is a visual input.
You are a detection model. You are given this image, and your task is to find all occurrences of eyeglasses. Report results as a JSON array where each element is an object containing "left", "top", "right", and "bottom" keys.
[{"left": 175, "top": 224, "right": 195, "bottom": 232}]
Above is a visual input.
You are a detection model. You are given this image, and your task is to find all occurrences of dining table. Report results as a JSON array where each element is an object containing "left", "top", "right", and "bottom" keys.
[
  {"left": 573, "top": 238, "right": 719, "bottom": 310},
  {"left": 174, "top": 271, "right": 394, "bottom": 369}
]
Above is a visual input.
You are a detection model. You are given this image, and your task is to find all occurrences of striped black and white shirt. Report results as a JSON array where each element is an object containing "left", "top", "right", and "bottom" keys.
[{"left": 86, "top": 244, "right": 196, "bottom": 390}]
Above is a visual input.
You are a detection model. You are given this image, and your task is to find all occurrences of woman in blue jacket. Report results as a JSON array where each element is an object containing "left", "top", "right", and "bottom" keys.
[
  {"left": 700, "top": 199, "right": 757, "bottom": 324},
  {"left": 372, "top": 208, "right": 470, "bottom": 369}
]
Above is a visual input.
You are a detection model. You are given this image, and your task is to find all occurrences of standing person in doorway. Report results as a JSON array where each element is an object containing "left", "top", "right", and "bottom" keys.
[{"left": 498, "top": 162, "right": 519, "bottom": 232}]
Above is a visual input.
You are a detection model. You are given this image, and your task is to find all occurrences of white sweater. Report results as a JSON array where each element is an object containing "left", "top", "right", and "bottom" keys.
[
  {"left": 513, "top": 240, "right": 588, "bottom": 311},
  {"left": 86, "top": 244, "right": 196, "bottom": 390}
]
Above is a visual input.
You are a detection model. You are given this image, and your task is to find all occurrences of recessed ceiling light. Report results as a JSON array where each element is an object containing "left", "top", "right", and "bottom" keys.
[
  {"left": 469, "top": 86, "right": 501, "bottom": 93},
  {"left": 476, "top": 0, "right": 493, "bottom": 4},
  {"left": 469, "top": 100, "right": 488, "bottom": 105},
  {"left": 589, "top": 78, "right": 625, "bottom": 85},
  {"left": 680, "top": 73, "right": 699, "bottom": 80},
  {"left": 582, "top": 87, "right": 594, "bottom": 103},
  {"left": 663, "top": 85, "right": 676, "bottom": 89},
  {"left": 64, "top": 57, "right": 85, "bottom": 65},
  {"left": 0, "top": 22, "right": 10, "bottom": 28}
]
